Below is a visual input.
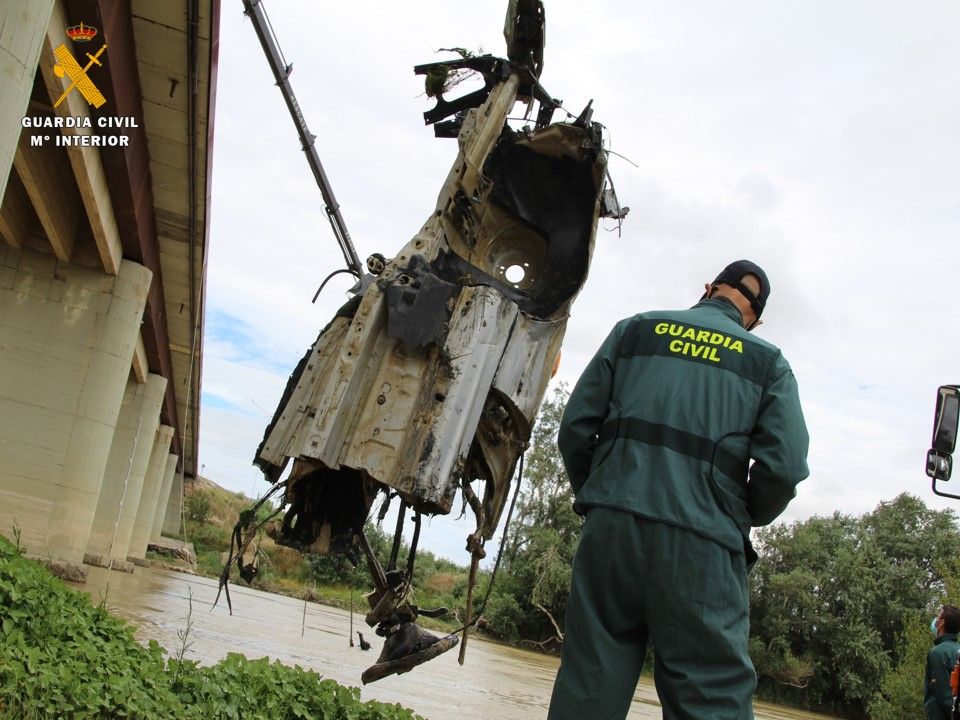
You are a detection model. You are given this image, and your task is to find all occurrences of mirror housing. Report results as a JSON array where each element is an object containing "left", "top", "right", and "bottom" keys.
[
  {"left": 929, "top": 385, "right": 960, "bottom": 497},
  {"left": 932, "top": 385, "right": 960, "bottom": 454}
]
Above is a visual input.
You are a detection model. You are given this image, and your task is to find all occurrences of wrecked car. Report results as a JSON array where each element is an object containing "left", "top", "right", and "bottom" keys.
[{"left": 239, "top": 0, "right": 625, "bottom": 683}]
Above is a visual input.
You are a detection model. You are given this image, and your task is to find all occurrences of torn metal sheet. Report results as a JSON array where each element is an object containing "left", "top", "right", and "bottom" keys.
[{"left": 256, "top": 98, "right": 609, "bottom": 538}]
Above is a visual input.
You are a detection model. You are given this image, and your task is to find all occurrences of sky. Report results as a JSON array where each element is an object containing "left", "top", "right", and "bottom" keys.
[{"left": 199, "top": 1, "right": 960, "bottom": 563}]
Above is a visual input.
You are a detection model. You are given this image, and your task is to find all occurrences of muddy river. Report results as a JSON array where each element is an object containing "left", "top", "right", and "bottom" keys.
[{"left": 73, "top": 565, "right": 837, "bottom": 720}]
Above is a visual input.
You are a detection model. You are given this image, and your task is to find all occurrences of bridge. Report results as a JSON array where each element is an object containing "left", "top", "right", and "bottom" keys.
[{"left": 0, "top": 0, "right": 218, "bottom": 579}]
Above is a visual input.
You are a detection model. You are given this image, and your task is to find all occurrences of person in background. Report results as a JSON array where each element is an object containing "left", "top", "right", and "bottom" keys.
[{"left": 926, "top": 603, "right": 960, "bottom": 720}]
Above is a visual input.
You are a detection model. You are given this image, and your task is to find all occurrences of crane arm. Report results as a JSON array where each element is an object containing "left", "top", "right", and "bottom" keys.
[{"left": 241, "top": 0, "right": 363, "bottom": 277}]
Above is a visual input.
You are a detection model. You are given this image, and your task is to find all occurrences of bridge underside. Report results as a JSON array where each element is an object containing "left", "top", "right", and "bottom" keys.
[{"left": 0, "top": 0, "right": 218, "bottom": 578}]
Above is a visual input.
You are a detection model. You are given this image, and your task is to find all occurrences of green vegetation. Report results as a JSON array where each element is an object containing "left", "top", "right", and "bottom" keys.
[
  {"left": 0, "top": 533, "right": 422, "bottom": 719},
  {"left": 751, "top": 494, "right": 960, "bottom": 719}
]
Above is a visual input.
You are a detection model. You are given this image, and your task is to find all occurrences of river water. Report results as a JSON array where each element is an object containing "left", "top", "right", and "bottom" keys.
[{"left": 73, "top": 565, "right": 837, "bottom": 720}]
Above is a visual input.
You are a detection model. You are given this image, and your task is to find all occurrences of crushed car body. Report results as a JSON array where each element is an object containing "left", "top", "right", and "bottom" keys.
[{"left": 239, "top": 0, "right": 626, "bottom": 683}]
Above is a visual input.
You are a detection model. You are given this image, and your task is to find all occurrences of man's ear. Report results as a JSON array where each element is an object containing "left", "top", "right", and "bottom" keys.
[{"left": 703, "top": 282, "right": 713, "bottom": 297}]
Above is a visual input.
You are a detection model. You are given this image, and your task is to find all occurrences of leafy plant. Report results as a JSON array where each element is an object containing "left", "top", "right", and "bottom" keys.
[
  {"left": 9, "top": 519, "right": 22, "bottom": 554},
  {"left": 185, "top": 488, "right": 212, "bottom": 523},
  {"left": 171, "top": 586, "right": 196, "bottom": 689},
  {"left": 0, "top": 533, "right": 424, "bottom": 719}
]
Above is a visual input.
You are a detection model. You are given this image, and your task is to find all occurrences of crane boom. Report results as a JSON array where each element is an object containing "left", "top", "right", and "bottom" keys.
[{"left": 241, "top": 0, "right": 363, "bottom": 277}]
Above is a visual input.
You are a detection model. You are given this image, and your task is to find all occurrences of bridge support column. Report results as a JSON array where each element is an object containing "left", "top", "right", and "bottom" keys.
[
  {"left": 162, "top": 466, "right": 184, "bottom": 538},
  {"left": 0, "top": 0, "right": 55, "bottom": 202},
  {"left": 0, "top": 247, "right": 152, "bottom": 578},
  {"left": 127, "top": 424, "right": 174, "bottom": 562},
  {"left": 84, "top": 374, "right": 166, "bottom": 571},
  {"left": 150, "top": 453, "right": 179, "bottom": 543}
]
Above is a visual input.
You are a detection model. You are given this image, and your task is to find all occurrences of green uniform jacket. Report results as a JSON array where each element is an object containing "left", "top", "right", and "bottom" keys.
[
  {"left": 558, "top": 298, "right": 809, "bottom": 554},
  {"left": 925, "top": 633, "right": 960, "bottom": 720}
]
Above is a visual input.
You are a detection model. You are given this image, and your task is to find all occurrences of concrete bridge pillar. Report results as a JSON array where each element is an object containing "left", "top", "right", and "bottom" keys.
[
  {"left": 0, "top": 246, "right": 152, "bottom": 577},
  {"left": 162, "top": 466, "right": 184, "bottom": 538},
  {"left": 150, "top": 453, "right": 179, "bottom": 543},
  {"left": 84, "top": 374, "right": 167, "bottom": 571},
  {"left": 0, "top": 0, "right": 55, "bottom": 202},
  {"left": 127, "top": 424, "right": 174, "bottom": 561}
]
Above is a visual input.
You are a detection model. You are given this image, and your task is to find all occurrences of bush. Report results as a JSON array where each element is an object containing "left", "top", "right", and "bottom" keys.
[
  {"left": 307, "top": 552, "right": 362, "bottom": 586},
  {"left": 0, "top": 534, "right": 423, "bottom": 720},
  {"left": 866, "top": 617, "right": 931, "bottom": 720},
  {"left": 170, "top": 654, "right": 421, "bottom": 720},
  {"left": 483, "top": 592, "right": 524, "bottom": 644},
  {"left": 187, "top": 520, "right": 231, "bottom": 551},
  {"left": 424, "top": 572, "right": 459, "bottom": 594},
  {"left": 185, "top": 490, "right": 212, "bottom": 524},
  {"left": 265, "top": 544, "right": 307, "bottom": 578}
]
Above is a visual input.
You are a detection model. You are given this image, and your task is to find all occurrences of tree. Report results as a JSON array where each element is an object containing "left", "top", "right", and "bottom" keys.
[
  {"left": 867, "top": 615, "right": 934, "bottom": 720},
  {"left": 485, "top": 384, "right": 582, "bottom": 649},
  {"left": 749, "top": 494, "right": 960, "bottom": 718},
  {"left": 508, "top": 383, "right": 577, "bottom": 547},
  {"left": 753, "top": 512, "right": 893, "bottom": 711},
  {"left": 868, "top": 536, "right": 960, "bottom": 720}
]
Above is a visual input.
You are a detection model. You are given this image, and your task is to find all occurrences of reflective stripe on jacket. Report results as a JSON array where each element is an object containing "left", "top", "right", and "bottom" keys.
[{"left": 558, "top": 297, "right": 810, "bottom": 553}]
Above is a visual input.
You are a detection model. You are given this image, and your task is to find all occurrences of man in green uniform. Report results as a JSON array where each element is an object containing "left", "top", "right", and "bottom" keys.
[
  {"left": 547, "top": 260, "right": 809, "bottom": 720},
  {"left": 925, "top": 604, "right": 960, "bottom": 720}
]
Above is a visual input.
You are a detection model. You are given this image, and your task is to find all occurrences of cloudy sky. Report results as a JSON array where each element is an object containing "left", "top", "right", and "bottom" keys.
[{"left": 199, "top": 1, "right": 960, "bottom": 562}]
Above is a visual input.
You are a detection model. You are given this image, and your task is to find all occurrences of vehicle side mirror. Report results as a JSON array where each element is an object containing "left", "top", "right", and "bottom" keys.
[
  {"left": 932, "top": 386, "right": 960, "bottom": 454},
  {"left": 929, "top": 385, "right": 960, "bottom": 495}
]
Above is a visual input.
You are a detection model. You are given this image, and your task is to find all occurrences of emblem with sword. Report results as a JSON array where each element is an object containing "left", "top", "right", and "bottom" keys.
[{"left": 52, "top": 43, "right": 108, "bottom": 109}]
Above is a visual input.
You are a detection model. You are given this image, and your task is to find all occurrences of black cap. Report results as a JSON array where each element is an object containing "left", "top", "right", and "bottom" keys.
[{"left": 712, "top": 260, "right": 770, "bottom": 320}]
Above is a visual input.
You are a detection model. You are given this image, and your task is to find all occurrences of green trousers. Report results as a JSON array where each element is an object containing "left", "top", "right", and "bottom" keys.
[{"left": 547, "top": 507, "right": 755, "bottom": 720}]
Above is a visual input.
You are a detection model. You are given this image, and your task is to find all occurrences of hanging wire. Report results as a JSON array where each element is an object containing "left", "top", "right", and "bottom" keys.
[
  {"left": 449, "top": 452, "right": 525, "bottom": 636},
  {"left": 311, "top": 268, "right": 361, "bottom": 304},
  {"left": 212, "top": 480, "right": 287, "bottom": 614}
]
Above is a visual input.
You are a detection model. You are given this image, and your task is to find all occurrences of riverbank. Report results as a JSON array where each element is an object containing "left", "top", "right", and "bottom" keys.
[
  {"left": 0, "top": 535, "right": 422, "bottom": 719},
  {"left": 76, "top": 561, "right": 561, "bottom": 720},
  {"left": 70, "top": 555, "right": 842, "bottom": 720},
  {"left": 169, "top": 477, "right": 493, "bottom": 640}
]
